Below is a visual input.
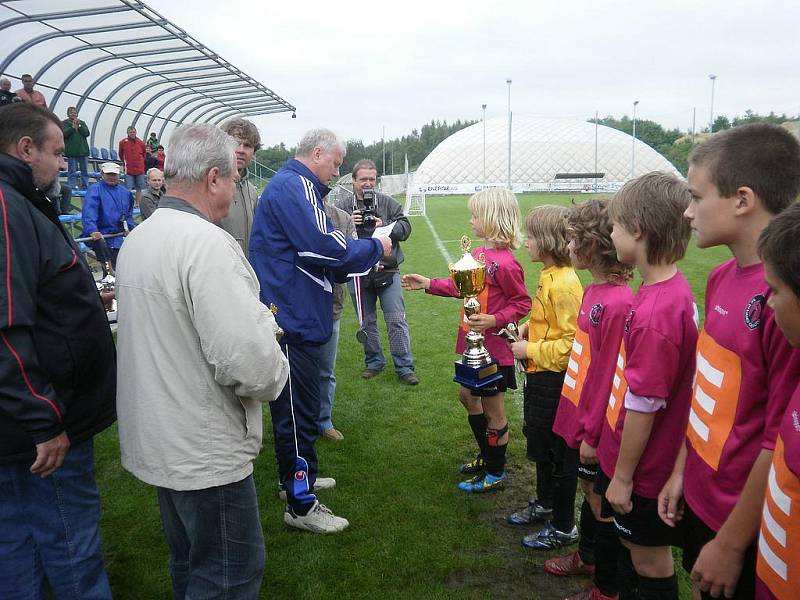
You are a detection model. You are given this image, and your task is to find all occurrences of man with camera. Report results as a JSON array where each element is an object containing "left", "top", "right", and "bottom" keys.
[{"left": 335, "top": 159, "right": 418, "bottom": 385}]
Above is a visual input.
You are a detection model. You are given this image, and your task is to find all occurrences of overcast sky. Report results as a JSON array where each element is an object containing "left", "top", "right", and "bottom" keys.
[{"left": 146, "top": 0, "right": 800, "bottom": 147}]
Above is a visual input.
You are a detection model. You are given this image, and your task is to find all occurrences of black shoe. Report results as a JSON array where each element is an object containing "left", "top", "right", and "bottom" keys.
[
  {"left": 399, "top": 372, "right": 419, "bottom": 385},
  {"left": 361, "top": 369, "right": 382, "bottom": 379},
  {"left": 506, "top": 499, "right": 553, "bottom": 525}
]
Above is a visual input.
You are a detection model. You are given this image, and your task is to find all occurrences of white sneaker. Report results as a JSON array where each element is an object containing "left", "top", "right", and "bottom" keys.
[
  {"left": 315, "top": 477, "right": 336, "bottom": 490},
  {"left": 284, "top": 501, "right": 349, "bottom": 533},
  {"left": 279, "top": 477, "right": 336, "bottom": 500}
]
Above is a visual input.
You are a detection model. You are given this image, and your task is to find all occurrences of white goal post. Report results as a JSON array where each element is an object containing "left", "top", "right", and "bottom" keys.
[{"left": 404, "top": 188, "right": 426, "bottom": 217}]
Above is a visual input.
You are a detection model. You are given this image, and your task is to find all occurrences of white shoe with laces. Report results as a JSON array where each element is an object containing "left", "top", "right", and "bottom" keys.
[{"left": 284, "top": 501, "right": 349, "bottom": 533}]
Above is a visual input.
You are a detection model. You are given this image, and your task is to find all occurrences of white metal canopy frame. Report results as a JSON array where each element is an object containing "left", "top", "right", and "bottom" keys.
[{"left": 0, "top": 0, "right": 296, "bottom": 150}]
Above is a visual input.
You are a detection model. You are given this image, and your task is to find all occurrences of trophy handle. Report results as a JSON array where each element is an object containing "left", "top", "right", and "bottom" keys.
[{"left": 269, "top": 303, "right": 284, "bottom": 341}]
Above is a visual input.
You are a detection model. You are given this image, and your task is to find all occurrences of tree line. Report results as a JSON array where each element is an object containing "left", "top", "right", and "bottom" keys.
[
  {"left": 253, "top": 111, "right": 796, "bottom": 181},
  {"left": 591, "top": 110, "right": 796, "bottom": 175},
  {"left": 254, "top": 119, "right": 476, "bottom": 178}
]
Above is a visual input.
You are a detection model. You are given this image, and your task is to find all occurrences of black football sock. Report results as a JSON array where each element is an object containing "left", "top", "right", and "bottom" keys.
[
  {"left": 577, "top": 499, "right": 596, "bottom": 566},
  {"left": 467, "top": 413, "right": 487, "bottom": 458},
  {"left": 551, "top": 468, "right": 579, "bottom": 532},
  {"left": 617, "top": 545, "right": 638, "bottom": 600},
  {"left": 594, "top": 519, "right": 620, "bottom": 597},
  {"left": 535, "top": 461, "right": 554, "bottom": 511},
  {"left": 636, "top": 574, "right": 677, "bottom": 600},
  {"left": 483, "top": 442, "right": 507, "bottom": 477}
]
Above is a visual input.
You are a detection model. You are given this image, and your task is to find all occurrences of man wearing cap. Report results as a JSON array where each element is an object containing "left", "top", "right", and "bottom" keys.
[{"left": 82, "top": 162, "right": 135, "bottom": 267}]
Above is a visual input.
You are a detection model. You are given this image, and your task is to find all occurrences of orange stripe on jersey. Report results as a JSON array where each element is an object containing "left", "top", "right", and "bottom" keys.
[
  {"left": 685, "top": 330, "right": 742, "bottom": 471},
  {"left": 460, "top": 286, "right": 490, "bottom": 333},
  {"left": 562, "top": 327, "right": 591, "bottom": 407},
  {"left": 757, "top": 436, "right": 800, "bottom": 599},
  {"left": 605, "top": 341, "right": 626, "bottom": 428}
]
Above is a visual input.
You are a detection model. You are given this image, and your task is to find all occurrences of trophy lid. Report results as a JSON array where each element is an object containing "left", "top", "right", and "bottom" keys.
[{"left": 450, "top": 236, "right": 484, "bottom": 272}]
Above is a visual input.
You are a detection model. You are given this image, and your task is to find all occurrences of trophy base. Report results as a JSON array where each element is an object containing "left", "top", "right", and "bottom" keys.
[{"left": 453, "top": 359, "right": 504, "bottom": 389}]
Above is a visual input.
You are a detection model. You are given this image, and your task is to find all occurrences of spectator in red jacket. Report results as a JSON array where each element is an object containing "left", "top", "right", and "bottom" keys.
[
  {"left": 118, "top": 126, "right": 146, "bottom": 207},
  {"left": 15, "top": 74, "right": 47, "bottom": 108},
  {"left": 156, "top": 145, "right": 166, "bottom": 170}
]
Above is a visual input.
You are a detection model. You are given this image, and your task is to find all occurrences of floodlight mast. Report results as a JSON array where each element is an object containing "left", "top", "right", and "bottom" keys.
[
  {"left": 631, "top": 100, "right": 639, "bottom": 179},
  {"left": 506, "top": 78, "right": 512, "bottom": 190},
  {"left": 482, "top": 103, "right": 487, "bottom": 185},
  {"left": 594, "top": 110, "right": 599, "bottom": 192},
  {"left": 709, "top": 74, "right": 717, "bottom": 132}
]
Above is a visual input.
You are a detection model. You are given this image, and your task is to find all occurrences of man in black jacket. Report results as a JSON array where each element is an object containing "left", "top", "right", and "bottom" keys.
[{"left": 0, "top": 103, "right": 116, "bottom": 598}]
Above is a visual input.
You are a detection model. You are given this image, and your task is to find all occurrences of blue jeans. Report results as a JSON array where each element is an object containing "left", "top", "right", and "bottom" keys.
[
  {"left": 67, "top": 156, "right": 90, "bottom": 189},
  {"left": 124, "top": 173, "right": 146, "bottom": 192},
  {"left": 349, "top": 272, "right": 415, "bottom": 375},
  {"left": 318, "top": 318, "right": 341, "bottom": 432},
  {"left": 157, "top": 474, "right": 264, "bottom": 600},
  {"left": 0, "top": 439, "right": 112, "bottom": 600}
]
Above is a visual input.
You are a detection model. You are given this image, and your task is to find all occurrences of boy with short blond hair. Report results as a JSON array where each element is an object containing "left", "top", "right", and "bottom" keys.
[
  {"left": 597, "top": 171, "right": 698, "bottom": 600},
  {"left": 658, "top": 123, "right": 800, "bottom": 600}
]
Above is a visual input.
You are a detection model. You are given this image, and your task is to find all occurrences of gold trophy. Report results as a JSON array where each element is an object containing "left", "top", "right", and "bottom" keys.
[{"left": 449, "top": 236, "right": 503, "bottom": 388}]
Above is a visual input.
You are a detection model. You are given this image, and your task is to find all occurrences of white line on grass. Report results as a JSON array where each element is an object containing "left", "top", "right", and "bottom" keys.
[{"left": 423, "top": 214, "right": 453, "bottom": 264}]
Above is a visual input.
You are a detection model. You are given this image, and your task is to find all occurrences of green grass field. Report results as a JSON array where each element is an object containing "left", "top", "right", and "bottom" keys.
[{"left": 93, "top": 192, "right": 730, "bottom": 599}]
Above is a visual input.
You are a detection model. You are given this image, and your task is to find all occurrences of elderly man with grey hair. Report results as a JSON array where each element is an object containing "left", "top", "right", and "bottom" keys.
[
  {"left": 139, "top": 167, "right": 164, "bottom": 219},
  {"left": 250, "top": 128, "right": 391, "bottom": 533},
  {"left": 0, "top": 77, "right": 21, "bottom": 107},
  {"left": 115, "top": 123, "right": 289, "bottom": 599}
]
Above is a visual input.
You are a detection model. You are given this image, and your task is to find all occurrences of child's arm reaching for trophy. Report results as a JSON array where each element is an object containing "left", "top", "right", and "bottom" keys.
[{"left": 401, "top": 274, "right": 430, "bottom": 290}]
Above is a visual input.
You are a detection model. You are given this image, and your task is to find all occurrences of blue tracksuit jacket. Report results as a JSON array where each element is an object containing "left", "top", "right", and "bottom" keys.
[
  {"left": 249, "top": 159, "right": 382, "bottom": 345},
  {"left": 81, "top": 181, "right": 134, "bottom": 249}
]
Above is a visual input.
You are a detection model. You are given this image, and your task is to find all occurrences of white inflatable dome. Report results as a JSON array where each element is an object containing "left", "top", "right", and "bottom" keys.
[{"left": 412, "top": 115, "right": 681, "bottom": 194}]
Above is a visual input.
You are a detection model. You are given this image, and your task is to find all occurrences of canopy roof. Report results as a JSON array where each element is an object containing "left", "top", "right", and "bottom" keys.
[{"left": 0, "top": 0, "right": 295, "bottom": 149}]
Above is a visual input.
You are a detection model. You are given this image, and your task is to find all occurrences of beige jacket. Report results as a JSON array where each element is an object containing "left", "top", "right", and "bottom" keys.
[
  {"left": 219, "top": 175, "right": 258, "bottom": 257},
  {"left": 115, "top": 198, "right": 288, "bottom": 491}
]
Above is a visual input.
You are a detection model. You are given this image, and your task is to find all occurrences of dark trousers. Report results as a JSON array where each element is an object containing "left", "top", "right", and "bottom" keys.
[
  {"left": 89, "top": 241, "right": 120, "bottom": 269},
  {"left": 157, "top": 475, "right": 264, "bottom": 600},
  {"left": 58, "top": 183, "right": 72, "bottom": 214},
  {"left": 269, "top": 340, "right": 321, "bottom": 513}
]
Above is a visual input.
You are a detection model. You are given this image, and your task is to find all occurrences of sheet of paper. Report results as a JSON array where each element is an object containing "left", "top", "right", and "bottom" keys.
[{"left": 372, "top": 223, "right": 395, "bottom": 238}]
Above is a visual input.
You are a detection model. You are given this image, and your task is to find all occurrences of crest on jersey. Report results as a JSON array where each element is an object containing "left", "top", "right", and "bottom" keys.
[
  {"left": 744, "top": 294, "right": 765, "bottom": 330},
  {"left": 589, "top": 303, "right": 604, "bottom": 326}
]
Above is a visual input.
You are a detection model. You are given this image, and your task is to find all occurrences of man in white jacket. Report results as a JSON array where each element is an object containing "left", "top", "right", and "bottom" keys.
[{"left": 115, "top": 124, "right": 289, "bottom": 600}]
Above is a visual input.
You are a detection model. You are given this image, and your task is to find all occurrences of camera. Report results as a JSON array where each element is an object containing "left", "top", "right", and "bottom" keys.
[{"left": 356, "top": 187, "right": 378, "bottom": 238}]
